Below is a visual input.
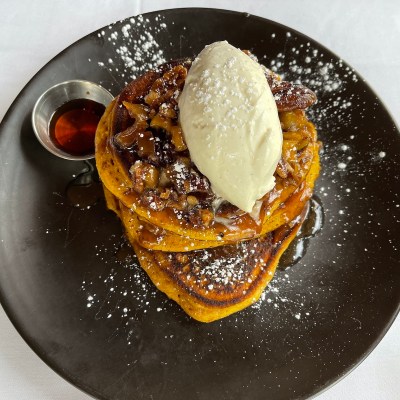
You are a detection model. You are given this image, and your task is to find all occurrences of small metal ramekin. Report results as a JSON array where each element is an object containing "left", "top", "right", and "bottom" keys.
[{"left": 32, "top": 80, "right": 114, "bottom": 161}]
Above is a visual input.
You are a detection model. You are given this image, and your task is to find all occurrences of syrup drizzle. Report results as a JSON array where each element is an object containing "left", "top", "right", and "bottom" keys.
[{"left": 278, "top": 195, "right": 324, "bottom": 270}]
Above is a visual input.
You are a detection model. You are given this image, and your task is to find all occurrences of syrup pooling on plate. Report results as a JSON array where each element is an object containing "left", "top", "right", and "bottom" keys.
[{"left": 278, "top": 195, "right": 324, "bottom": 270}]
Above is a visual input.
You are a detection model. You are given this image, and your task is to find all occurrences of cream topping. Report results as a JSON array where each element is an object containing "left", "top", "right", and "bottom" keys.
[{"left": 178, "top": 41, "right": 282, "bottom": 212}]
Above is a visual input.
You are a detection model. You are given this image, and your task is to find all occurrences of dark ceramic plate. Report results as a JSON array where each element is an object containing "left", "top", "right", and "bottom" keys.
[{"left": 0, "top": 8, "right": 399, "bottom": 400}]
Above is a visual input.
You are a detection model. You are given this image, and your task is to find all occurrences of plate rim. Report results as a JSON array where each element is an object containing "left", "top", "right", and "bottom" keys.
[{"left": 0, "top": 7, "right": 399, "bottom": 400}]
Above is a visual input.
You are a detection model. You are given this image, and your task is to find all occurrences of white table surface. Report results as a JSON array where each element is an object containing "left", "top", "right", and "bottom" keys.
[{"left": 0, "top": 0, "right": 399, "bottom": 399}]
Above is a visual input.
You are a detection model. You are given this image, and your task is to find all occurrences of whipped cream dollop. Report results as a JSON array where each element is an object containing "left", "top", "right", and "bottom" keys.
[{"left": 178, "top": 41, "right": 282, "bottom": 213}]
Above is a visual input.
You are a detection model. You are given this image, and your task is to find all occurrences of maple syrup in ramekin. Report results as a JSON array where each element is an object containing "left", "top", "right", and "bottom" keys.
[{"left": 49, "top": 99, "right": 105, "bottom": 157}]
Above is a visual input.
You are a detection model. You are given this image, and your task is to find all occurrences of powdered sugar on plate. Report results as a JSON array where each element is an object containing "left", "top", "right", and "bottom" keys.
[{"left": 92, "top": 14, "right": 168, "bottom": 88}]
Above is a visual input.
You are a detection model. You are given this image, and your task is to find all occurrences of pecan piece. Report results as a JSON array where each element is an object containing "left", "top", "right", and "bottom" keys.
[
  {"left": 165, "top": 160, "right": 191, "bottom": 194},
  {"left": 129, "top": 161, "right": 159, "bottom": 193},
  {"left": 170, "top": 125, "right": 187, "bottom": 151},
  {"left": 114, "top": 120, "right": 148, "bottom": 149},
  {"left": 113, "top": 70, "right": 159, "bottom": 134},
  {"left": 272, "top": 81, "right": 317, "bottom": 111},
  {"left": 122, "top": 102, "right": 149, "bottom": 121},
  {"left": 141, "top": 189, "right": 165, "bottom": 211},
  {"left": 145, "top": 65, "right": 187, "bottom": 109},
  {"left": 166, "top": 161, "right": 211, "bottom": 195}
]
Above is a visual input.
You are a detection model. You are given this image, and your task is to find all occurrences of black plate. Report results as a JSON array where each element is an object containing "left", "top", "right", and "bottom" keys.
[{"left": 0, "top": 8, "right": 399, "bottom": 400}]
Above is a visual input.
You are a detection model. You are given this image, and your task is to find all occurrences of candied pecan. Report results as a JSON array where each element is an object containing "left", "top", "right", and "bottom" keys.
[
  {"left": 200, "top": 209, "right": 214, "bottom": 226},
  {"left": 159, "top": 188, "right": 172, "bottom": 200},
  {"left": 166, "top": 161, "right": 211, "bottom": 195},
  {"left": 150, "top": 113, "right": 173, "bottom": 132},
  {"left": 157, "top": 141, "right": 174, "bottom": 166},
  {"left": 176, "top": 253, "right": 189, "bottom": 264},
  {"left": 187, "top": 208, "right": 213, "bottom": 227},
  {"left": 275, "top": 159, "right": 288, "bottom": 179},
  {"left": 158, "top": 168, "right": 171, "bottom": 187},
  {"left": 145, "top": 65, "right": 187, "bottom": 109},
  {"left": 156, "top": 58, "right": 192, "bottom": 75},
  {"left": 129, "top": 161, "right": 145, "bottom": 193},
  {"left": 166, "top": 194, "right": 187, "bottom": 211},
  {"left": 158, "top": 102, "right": 177, "bottom": 119},
  {"left": 122, "top": 102, "right": 149, "bottom": 121},
  {"left": 113, "top": 70, "right": 159, "bottom": 134},
  {"left": 187, "top": 210, "right": 202, "bottom": 226},
  {"left": 272, "top": 81, "right": 317, "bottom": 111},
  {"left": 141, "top": 189, "right": 165, "bottom": 211},
  {"left": 165, "top": 160, "right": 191, "bottom": 194},
  {"left": 187, "top": 195, "right": 199, "bottom": 207},
  {"left": 142, "top": 165, "right": 159, "bottom": 189},
  {"left": 188, "top": 168, "right": 211, "bottom": 194},
  {"left": 237, "top": 50, "right": 316, "bottom": 110},
  {"left": 263, "top": 66, "right": 281, "bottom": 87},
  {"left": 114, "top": 120, "right": 148, "bottom": 149},
  {"left": 170, "top": 125, "right": 187, "bottom": 151},
  {"left": 129, "top": 161, "right": 159, "bottom": 193}
]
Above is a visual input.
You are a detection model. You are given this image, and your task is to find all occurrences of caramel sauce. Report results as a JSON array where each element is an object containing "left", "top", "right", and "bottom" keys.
[{"left": 50, "top": 99, "right": 105, "bottom": 156}]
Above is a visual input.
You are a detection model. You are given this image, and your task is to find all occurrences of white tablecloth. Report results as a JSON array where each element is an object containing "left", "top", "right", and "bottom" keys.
[{"left": 0, "top": 1, "right": 399, "bottom": 399}]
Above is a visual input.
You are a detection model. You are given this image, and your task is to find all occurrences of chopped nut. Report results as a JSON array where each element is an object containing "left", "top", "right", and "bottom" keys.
[
  {"left": 150, "top": 113, "right": 172, "bottom": 132},
  {"left": 176, "top": 156, "right": 191, "bottom": 167},
  {"left": 145, "top": 65, "right": 187, "bottom": 108},
  {"left": 141, "top": 189, "right": 165, "bottom": 211},
  {"left": 158, "top": 169, "right": 171, "bottom": 187},
  {"left": 272, "top": 82, "right": 317, "bottom": 111},
  {"left": 129, "top": 161, "right": 145, "bottom": 193},
  {"left": 170, "top": 125, "right": 187, "bottom": 151},
  {"left": 144, "top": 91, "right": 159, "bottom": 107},
  {"left": 159, "top": 188, "right": 172, "bottom": 199},
  {"left": 176, "top": 253, "right": 189, "bottom": 264},
  {"left": 114, "top": 121, "right": 148, "bottom": 149},
  {"left": 188, "top": 169, "right": 211, "bottom": 193},
  {"left": 187, "top": 195, "right": 199, "bottom": 207},
  {"left": 129, "top": 161, "right": 159, "bottom": 193},
  {"left": 158, "top": 102, "right": 177, "bottom": 119},
  {"left": 143, "top": 165, "right": 159, "bottom": 189},
  {"left": 165, "top": 161, "right": 191, "bottom": 194},
  {"left": 122, "top": 102, "right": 149, "bottom": 121},
  {"left": 200, "top": 209, "right": 214, "bottom": 226}
]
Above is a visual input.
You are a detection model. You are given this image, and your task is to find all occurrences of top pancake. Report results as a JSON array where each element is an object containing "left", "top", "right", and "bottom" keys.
[{"left": 95, "top": 57, "right": 319, "bottom": 245}]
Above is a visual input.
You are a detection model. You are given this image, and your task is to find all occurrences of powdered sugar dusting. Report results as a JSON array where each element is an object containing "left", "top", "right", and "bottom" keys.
[
  {"left": 94, "top": 14, "right": 167, "bottom": 87},
  {"left": 267, "top": 35, "right": 360, "bottom": 132}
]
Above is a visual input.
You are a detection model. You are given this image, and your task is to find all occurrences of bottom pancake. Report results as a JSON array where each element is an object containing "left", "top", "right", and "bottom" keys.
[{"left": 133, "top": 208, "right": 306, "bottom": 323}]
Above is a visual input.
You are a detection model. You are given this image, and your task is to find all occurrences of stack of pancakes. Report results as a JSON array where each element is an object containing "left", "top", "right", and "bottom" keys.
[{"left": 95, "top": 57, "right": 320, "bottom": 322}]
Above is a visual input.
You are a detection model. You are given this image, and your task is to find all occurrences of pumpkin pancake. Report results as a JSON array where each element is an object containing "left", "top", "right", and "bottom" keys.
[
  {"left": 95, "top": 50, "right": 320, "bottom": 321},
  {"left": 133, "top": 207, "right": 308, "bottom": 323}
]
